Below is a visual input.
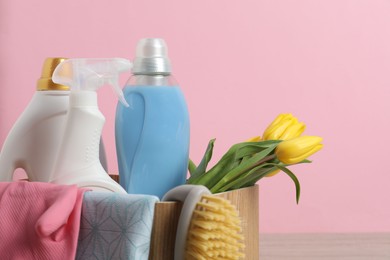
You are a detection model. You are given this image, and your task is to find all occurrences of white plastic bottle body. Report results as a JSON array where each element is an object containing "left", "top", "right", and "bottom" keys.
[
  {"left": 0, "top": 90, "right": 109, "bottom": 182},
  {"left": 51, "top": 91, "right": 126, "bottom": 193},
  {"left": 0, "top": 91, "right": 69, "bottom": 181}
]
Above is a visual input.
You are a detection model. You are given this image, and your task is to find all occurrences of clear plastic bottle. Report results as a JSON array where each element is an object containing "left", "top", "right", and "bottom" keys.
[{"left": 115, "top": 38, "right": 190, "bottom": 198}]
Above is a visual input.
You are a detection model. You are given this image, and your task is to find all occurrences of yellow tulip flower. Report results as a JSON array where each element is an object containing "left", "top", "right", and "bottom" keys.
[
  {"left": 275, "top": 136, "right": 323, "bottom": 164},
  {"left": 246, "top": 136, "right": 261, "bottom": 142},
  {"left": 263, "top": 113, "right": 306, "bottom": 140}
]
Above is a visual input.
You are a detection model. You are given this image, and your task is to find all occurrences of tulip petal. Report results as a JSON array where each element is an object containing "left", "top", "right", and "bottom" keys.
[
  {"left": 276, "top": 136, "right": 323, "bottom": 164},
  {"left": 266, "top": 121, "right": 290, "bottom": 140},
  {"left": 281, "top": 144, "right": 323, "bottom": 164},
  {"left": 263, "top": 113, "right": 305, "bottom": 141},
  {"left": 264, "top": 119, "right": 294, "bottom": 140},
  {"left": 269, "top": 113, "right": 292, "bottom": 128},
  {"left": 279, "top": 122, "right": 306, "bottom": 140},
  {"left": 262, "top": 114, "right": 290, "bottom": 139},
  {"left": 246, "top": 136, "right": 261, "bottom": 142}
]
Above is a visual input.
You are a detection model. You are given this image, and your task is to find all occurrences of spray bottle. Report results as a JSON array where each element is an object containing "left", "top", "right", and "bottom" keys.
[
  {"left": 51, "top": 58, "right": 131, "bottom": 193},
  {"left": 0, "top": 58, "right": 108, "bottom": 182}
]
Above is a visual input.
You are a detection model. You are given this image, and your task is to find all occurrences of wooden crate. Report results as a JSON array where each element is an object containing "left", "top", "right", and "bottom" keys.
[{"left": 110, "top": 175, "right": 260, "bottom": 259}]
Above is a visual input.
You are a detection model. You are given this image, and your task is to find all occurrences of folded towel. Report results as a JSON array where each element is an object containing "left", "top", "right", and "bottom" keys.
[
  {"left": 0, "top": 182, "right": 86, "bottom": 260},
  {"left": 76, "top": 192, "right": 159, "bottom": 260}
]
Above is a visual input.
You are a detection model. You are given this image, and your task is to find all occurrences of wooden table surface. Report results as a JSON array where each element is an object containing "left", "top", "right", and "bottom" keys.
[{"left": 259, "top": 233, "right": 390, "bottom": 260}]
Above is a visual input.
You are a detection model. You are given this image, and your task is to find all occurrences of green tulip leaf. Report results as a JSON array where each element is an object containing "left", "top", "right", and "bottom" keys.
[
  {"left": 186, "top": 138, "right": 215, "bottom": 183},
  {"left": 235, "top": 140, "right": 281, "bottom": 159},
  {"left": 208, "top": 145, "right": 278, "bottom": 192},
  {"left": 216, "top": 164, "right": 276, "bottom": 192},
  {"left": 273, "top": 164, "right": 301, "bottom": 204},
  {"left": 188, "top": 159, "right": 197, "bottom": 175},
  {"left": 188, "top": 144, "right": 240, "bottom": 187},
  {"left": 300, "top": 159, "right": 312, "bottom": 164},
  {"left": 193, "top": 138, "right": 215, "bottom": 176},
  {"left": 187, "top": 141, "right": 250, "bottom": 186},
  {"left": 236, "top": 166, "right": 278, "bottom": 188}
]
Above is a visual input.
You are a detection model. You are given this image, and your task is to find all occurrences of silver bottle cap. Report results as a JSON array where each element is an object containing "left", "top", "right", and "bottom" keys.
[{"left": 132, "top": 38, "right": 172, "bottom": 75}]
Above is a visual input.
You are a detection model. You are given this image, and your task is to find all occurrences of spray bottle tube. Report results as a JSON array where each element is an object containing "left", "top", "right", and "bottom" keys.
[{"left": 51, "top": 58, "right": 131, "bottom": 193}]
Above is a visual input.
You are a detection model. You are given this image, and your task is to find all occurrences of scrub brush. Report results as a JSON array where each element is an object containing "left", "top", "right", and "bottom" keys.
[{"left": 163, "top": 184, "right": 245, "bottom": 260}]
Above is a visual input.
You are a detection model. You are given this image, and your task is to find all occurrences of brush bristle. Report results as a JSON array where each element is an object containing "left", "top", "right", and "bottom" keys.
[{"left": 185, "top": 195, "right": 245, "bottom": 260}]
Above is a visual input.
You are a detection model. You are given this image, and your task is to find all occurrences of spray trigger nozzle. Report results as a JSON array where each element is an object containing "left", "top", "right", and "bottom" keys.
[{"left": 52, "top": 58, "right": 132, "bottom": 107}]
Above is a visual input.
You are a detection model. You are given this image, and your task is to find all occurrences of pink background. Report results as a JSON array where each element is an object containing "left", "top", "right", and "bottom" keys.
[{"left": 1, "top": 0, "right": 390, "bottom": 233}]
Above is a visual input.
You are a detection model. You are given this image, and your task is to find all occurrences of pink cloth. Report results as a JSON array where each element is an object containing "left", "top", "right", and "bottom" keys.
[{"left": 0, "top": 182, "right": 86, "bottom": 260}]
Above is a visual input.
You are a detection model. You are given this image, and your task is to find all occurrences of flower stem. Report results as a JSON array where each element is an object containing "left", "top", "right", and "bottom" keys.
[
  {"left": 251, "top": 154, "right": 276, "bottom": 168},
  {"left": 210, "top": 154, "right": 276, "bottom": 193}
]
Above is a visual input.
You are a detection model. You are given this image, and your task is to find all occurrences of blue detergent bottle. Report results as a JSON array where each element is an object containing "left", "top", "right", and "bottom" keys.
[{"left": 115, "top": 38, "right": 190, "bottom": 198}]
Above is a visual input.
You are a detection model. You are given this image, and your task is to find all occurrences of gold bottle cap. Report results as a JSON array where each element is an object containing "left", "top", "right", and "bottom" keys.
[{"left": 37, "top": 57, "right": 70, "bottom": 91}]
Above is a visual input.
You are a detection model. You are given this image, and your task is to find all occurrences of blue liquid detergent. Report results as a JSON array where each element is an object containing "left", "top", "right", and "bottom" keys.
[{"left": 115, "top": 86, "right": 190, "bottom": 198}]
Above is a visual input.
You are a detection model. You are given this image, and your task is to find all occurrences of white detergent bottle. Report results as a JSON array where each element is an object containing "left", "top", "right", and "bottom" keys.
[
  {"left": 0, "top": 58, "right": 109, "bottom": 182},
  {"left": 50, "top": 58, "right": 131, "bottom": 193}
]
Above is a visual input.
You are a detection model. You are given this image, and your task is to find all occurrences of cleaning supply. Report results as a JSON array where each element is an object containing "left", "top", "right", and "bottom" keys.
[
  {"left": 51, "top": 58, "right": 131, "bottom": 193},
  {"left": 116, "top": 38, "right": 190, "bottom": 198},
  {"left": 163, "top": 184, "right": 245, "bottom": 260},
  {"left": 77, "top": 192, "right": 159, "bottom": 260},
  {"left": 0, "top": 57, "right": 108, "bottom": 182},
  {"left": 0, "top": 182, "right": 86, "bottom": 260}
]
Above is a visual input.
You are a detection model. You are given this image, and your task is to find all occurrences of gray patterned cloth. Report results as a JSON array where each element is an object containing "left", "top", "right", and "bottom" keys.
[{"left": 76, "top": 192, "right": 159, "bottom": 260}]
